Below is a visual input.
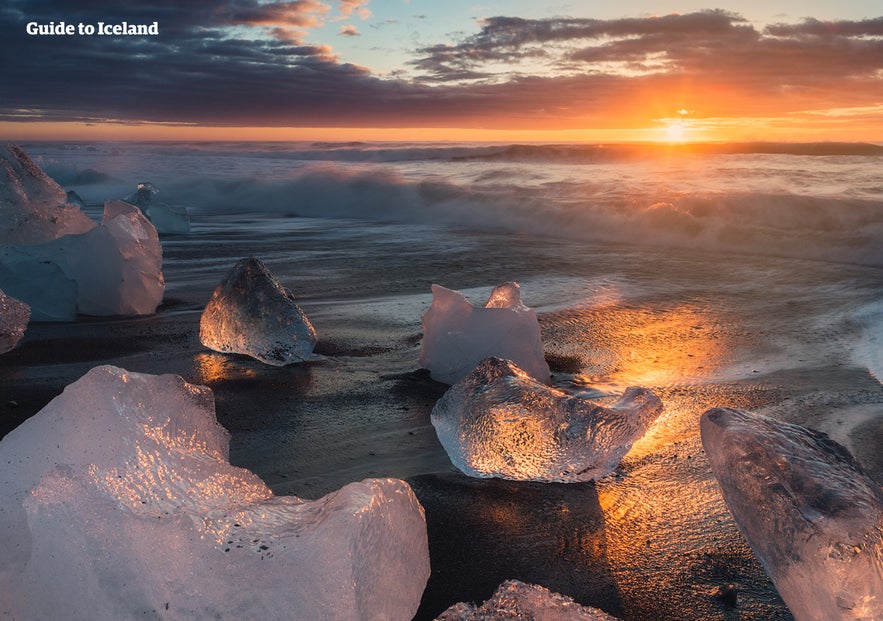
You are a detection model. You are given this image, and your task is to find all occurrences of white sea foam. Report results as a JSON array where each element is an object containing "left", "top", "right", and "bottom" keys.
[{"left": 27, "top": 141, "right": 883, "bottom": 267}]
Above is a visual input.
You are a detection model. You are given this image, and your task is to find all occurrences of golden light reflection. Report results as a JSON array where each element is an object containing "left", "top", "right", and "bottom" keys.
[
  {"left": 564, "top": 303, "right": 732, "bottom": 392},
  {"left": 192, "top": 352, "right": 257, "bottom": 384}
]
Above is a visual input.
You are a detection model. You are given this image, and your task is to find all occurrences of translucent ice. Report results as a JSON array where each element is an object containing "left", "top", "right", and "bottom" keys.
[
  {"left": 0, "top": 365, "right": 430, "bottom": 621},
  {"left": 435, "top": 580, "right": 622, "bottom": 621},
  {"left": 0, "top": 144, "right": 95, "bottom": 245},
  {"left": 0, "top": 200, "right": 164, "bottom": 319},
  {"left": 431, "top": 357, "right": 663, "bottom": 482},
  {"left": 200, "top": 257, "right": 318, "bottom": 366},
  {"left": 65, "top": 190, "right": 87, "bottom": 209},
  {"left": 0, "top": 288, "right": 29, "bottom": 353},
  {"left": 124, "top": 181, "right": 190, "bottom": 234},
  {"left": 700, "top": 408, "right": 883, "bottom": 621},
  {"left": 420, "top": 282, "right": 551, "bottom": 385}
]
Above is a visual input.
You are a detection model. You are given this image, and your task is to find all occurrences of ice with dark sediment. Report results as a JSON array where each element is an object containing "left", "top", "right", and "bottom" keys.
[
  {"left": 420, "top": 282, "right": 551, "bottom": 385},
  {"left": 0, "top": 200, "right": 164, "bottom": 320},
  {"left": 431, "top": 357, "right": 663, "bottom": 482},
  {"left": 124, "top": 181, "right": 191, "bottom": 234},
  {"left": 435, "top": 580, "right": 622, "bottom": 621},
  {"left": 700, "top": 408, "right": 883, "bottom": 621},
  {"left": 0, "top": 288, "right": 30, "bottom": 353},
  {"left": 200, "top": 257, "right": 318, "bottom": 366},
  {"left": 0, "top": 365, "right": 430, "bottom": 621},
  {"left": 0, "top": 144, "right": 95, "bottom": 245},
  {"left": 65, "top": 190, "right": 87, "bottom": 209}
]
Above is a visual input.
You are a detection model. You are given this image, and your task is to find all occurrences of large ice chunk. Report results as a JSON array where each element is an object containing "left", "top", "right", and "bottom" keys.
[
  {"left": 0, "top": 288, "right": 29, "bottom": 353},
  {"left": 420, "top": 282, "right": 551, "bottom": 385},
  {"left": 431, "top": 357, "right": 663, "bottom": 482},
  {"left": 200, "top": 257, "right": 318, "bottom": 366},
  {"left": 0, "top": 200, "right": 164, "bottom": 319},
  {"left": 124, "top": 181, "right": 191, "bottom": 234},
  {"left": 0, "top": 144, "right": 95, "bottom": 244},
  {"left": 0, "top": 365, "right": 430, "bottom": 620},
  {"left": 700, "top": 408, "right": 883, "bottom": 621},
  {"left": 436, "top": 580, "right": 622, "bottom": 621}
]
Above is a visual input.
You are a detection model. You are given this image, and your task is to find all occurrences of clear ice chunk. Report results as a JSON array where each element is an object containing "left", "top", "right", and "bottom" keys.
[
  {"left": 435, "top": 580, "right": 622, "bottom": 621},
  {"left": 700, "top": 408, "right": 883, "bottom": 621},
  {"left": 124, "top": 181, "right": 190, "bottom": 234},
  {"left": 420, "top": 282, "right": 551, "bottom": 385},
  {"left": 0, "top": 365, "right": 430, "bottom": 621},
  {"left": 0, "top": 144, "right": 95, "bottom": 245},
  {"left": 200, "top": 257, "right": 318, "bottom": 366},
  {"left": 0, "top": 200, "right": 164, "bottom": 319},
  {"left": 0, "top": 288, "right": 30, "bottom": 353},
  {"left": 431, "top": 357, "right": 663, "bottom": 482}
]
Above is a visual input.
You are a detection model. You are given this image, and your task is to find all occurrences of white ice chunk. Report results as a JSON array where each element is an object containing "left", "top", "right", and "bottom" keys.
[
  {"left": 0, "top": 200, "right": 164, "bottom": 318},
  {"left": 0, "top": 365, "right": 430, "bottom": 621},
  {"left": 700, "top": 408, "right": 883, "bottom": 621},
  {"left": 0, "top": 288, "right": 29, "bottom": 353},
  {"left": 431, "top": 357, "right": 663, "bottom": 482},
  {"left": 124, "top": 182, "right": 190, "bottom": 234},
  {"left": 200, "top": 257, "right": 318, "bottom": 366},
  {"left": 436, "top": 580, "right": 622, "bottom": 621},
  {"left": 0, "top": 144, "right": 95, "bottom": 245},
  {"left": 420, "top": 282, "right": 551, "bottom": 385}
]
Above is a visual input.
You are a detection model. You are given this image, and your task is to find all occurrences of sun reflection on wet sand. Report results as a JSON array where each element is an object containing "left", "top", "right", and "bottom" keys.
[{"left": 550, "top": 303, "right": 734, "bottom": 392}]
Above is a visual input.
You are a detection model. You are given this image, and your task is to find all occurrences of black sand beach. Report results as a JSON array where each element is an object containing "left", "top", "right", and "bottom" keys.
[{"left": 3, "top": 212, "right": 880, "bottom": 620}]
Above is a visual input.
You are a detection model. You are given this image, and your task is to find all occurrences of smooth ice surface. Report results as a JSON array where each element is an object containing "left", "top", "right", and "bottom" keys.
[
  {"left": 701, "top": 408, "right": 883, "bottom": 621},
  {"left": 200, "top": 257, "right": 318, "bottom": 366},
  {"left": 0, "top": 288, "right": 29, "bottom": 353},
  {"left": 431, "top": 358, "right": 663, "bottom": 482},
  {"left": 124, "top": 182, "right": 191, "bottom": 234},
  {"left": 420, "top": 282, "right": 551, "bottom": 385},
  {"left": 435, "top": 580, "right": 622, "bottom": 621},
  {"left": 0, "top": 365, "right": 430, "bottom": 621},
  {"left": 0, "top": 144, "right": 95, "bottom": 245},
  {"left": 0, "top": 200, "right": 164, "bottom": 319}
]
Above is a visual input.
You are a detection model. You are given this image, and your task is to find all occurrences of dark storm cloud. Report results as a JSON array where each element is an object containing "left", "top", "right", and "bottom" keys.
[{"left": 1, "top": 3, "right": 882, "bottom": 128}]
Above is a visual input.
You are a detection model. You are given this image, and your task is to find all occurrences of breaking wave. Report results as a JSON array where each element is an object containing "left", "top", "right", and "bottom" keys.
[
  {"left": 30, "top": 141, "right": 883, "bottom": 267},
  {"left": 163, "top": 164, "right": 883, "bottom": 267}
]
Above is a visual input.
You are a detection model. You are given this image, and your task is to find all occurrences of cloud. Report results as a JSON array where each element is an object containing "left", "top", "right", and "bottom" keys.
[
  {"left": 1, "top": 5, "right": 881, "bottom": 132},
  {"left": 337, "top": 0, "right": 371, "bottom": 20}
]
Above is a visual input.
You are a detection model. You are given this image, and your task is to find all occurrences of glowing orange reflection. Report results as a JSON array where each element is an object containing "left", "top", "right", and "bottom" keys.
[
  {"left": 192, "top": 351, "right": 257, "bottom": 384},
  {"left": 568, "top": 303, "right": 732, "bottom": 392}
]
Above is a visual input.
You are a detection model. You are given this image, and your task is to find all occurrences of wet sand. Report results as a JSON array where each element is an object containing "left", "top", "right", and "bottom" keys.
[{"left": 2, "top": 221, "right": 881, "bottom": 621}]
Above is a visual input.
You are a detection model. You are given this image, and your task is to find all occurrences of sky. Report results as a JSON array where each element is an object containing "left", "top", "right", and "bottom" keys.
[{"left": 0, "top": 0, "right": 881, "bottom": 142}]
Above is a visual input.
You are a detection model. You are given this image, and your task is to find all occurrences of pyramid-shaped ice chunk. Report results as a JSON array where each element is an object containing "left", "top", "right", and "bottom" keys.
[
  {"left": 431, "top": 357, "right": 662, "bottom": 482},
  {"left": 0, "top": 200, "right": 164, "bottom": 319},
  {"left": 0, "top": 288, "right": 29, "bottom": 353},
  {"left": 0, "top": 144, "right": 95, "bottom": 245},
  {"left": 700, "top": 408, "right": 883, "bottom": 621},
  {"left": 0, "top": 365, "right": 430, "bottom": 621},
  {"left": 200, "top": 257, "right": 318, "bottom": 366},
  {"left": 420, "top": 282, "right": 551, "bottom": 385},
  {"left": 436, "top": 580, "right": 622, "bottom": 620}
]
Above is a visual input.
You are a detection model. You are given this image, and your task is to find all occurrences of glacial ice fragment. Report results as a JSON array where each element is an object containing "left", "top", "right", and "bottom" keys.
[
  {"left": 200, "top": 257, "right": 318, "bottom": 366},
  {"left": 0, "top": 200, "right": 164, "bottom": 319},
  {"left": 431, "top": 357, "right": 663, "bottom": 482},
  {"left": 435, "top": 580, "right": 622, "bottom": 621},
  {"left": 0, "top": 365, "right": 430, "bottom": 621},
  {"left": 420, "top": 282, "right": 551, "bottom": 385},
  {"left": 124, "top": 181, "right": 190, "bottom": 234},
  {"left": 700, "top": 408, "right": 883, "bottom": 621},
  {"left": 0, "top": 144, "right": 95, "bottom": 245},
  {"left": 0, "top": 288, "right": 29, "bottom": 353}
]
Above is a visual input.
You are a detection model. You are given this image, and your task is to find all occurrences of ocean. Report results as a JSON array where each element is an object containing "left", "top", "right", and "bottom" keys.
[{"left": 5, "top": 140, "right": 883, "bottom": 620}]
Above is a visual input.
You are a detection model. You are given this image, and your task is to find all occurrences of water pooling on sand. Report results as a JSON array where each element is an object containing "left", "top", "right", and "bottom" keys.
[{"left": 3, "top": 141, "right": 882, "bottom": 620}]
